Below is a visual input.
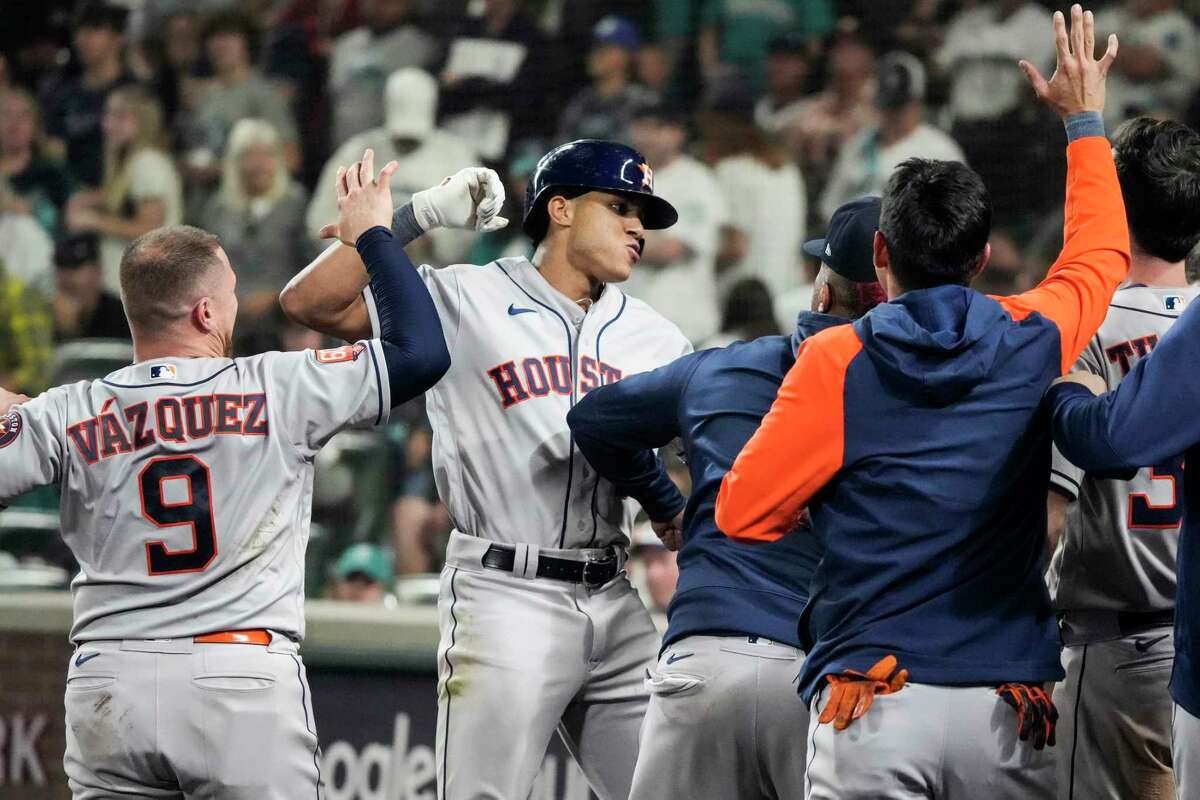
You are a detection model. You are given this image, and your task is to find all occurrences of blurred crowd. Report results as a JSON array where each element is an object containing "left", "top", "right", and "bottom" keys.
[{"left": 3, "top": 0, "right": 1200, "bottom": 608}]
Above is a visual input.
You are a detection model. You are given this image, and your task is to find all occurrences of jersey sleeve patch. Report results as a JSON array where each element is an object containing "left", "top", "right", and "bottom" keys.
[
  {"left": 315, "top": 343, "right": 367, "bottom": 365},
  {"left": 0, "top": 411, "right": 23, "bottom": 448}
]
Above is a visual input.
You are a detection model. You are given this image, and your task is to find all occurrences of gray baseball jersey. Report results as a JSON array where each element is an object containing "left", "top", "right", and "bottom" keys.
[
  {"left": 1048, "top": 284, "right": 1199, "bottom": 613},
  {"left": 364, "top": 256, "right": 692, "bottom": 549},
  {"left": 0, "top": 342, "right": 390, "bottom": 643}
]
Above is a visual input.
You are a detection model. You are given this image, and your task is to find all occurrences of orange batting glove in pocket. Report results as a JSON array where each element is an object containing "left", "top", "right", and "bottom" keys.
[
  {"left": 996, "top": 682, "right": 1058, "bottom": 750},
  {"left": 818, "top": 655, "right": 908, "bottom": 730}
]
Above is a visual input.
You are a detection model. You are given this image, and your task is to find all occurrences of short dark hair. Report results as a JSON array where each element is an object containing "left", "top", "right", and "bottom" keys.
[
  {"left": 120, "top": 226, "right": 222, "bottom": 331},
  {"left": 204, "top": 10, "right": 259, "bottom": 56},
  {"left": 1113, "top": 117, "right": 1200, "bottom": 263},
  {"left": 75, "top": 1, "right": 128, "bottom": 33},
  {"left": 879, "top": 159, "right": 992, "bottom": 290}
]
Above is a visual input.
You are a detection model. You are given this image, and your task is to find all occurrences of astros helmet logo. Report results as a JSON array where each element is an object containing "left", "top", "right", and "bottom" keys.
[
  {"left": 0, "top": 411, "right": 22, "bottom": 449},
  {"left": 638, "top": 162, "right": 654, "bottom": 190}
]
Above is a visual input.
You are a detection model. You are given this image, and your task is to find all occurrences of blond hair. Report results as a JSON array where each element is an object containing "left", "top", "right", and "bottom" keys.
[
  {"left": 103, "top": 86, "right": 168, "bottom": 214},
  {"left": 218, "top": 118, "right": 289, "bottom": 210}
]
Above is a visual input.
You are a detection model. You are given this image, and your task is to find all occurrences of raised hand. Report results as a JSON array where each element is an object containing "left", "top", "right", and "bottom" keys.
[
  {"left": 1020, "top": 4, "right": 1118, "bottom": 119},
  {"left": 411, "top": 167, "right": 510, "bottom": 233},
  {"left": 331, "top": 149, "right": 400, "bottom": 246}
]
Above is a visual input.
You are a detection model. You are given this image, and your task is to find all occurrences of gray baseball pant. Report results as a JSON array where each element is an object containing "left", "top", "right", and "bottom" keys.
[
  {"left": 628, "top": 634, "right": 809, "bottom": 800},
  {"left": 806, "top": 682, "right": 1056, "bottom": 799},
  {"left": 435, "top": 531, "right": 659, "bottom": 800},
  {"left": 64, "top": 633, "right": 323, "bottom": 799}
]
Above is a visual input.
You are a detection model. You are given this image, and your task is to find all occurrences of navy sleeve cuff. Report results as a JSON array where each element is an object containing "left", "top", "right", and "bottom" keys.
[
  {"left": 1064, "top": 111, "right": 1105, "bottom": 143},
  {"left": 355, "top": 225, "right": 394, "bottom": 266},
  {"left": 391, "top": 203, "right": 424, "bottom": 246}
]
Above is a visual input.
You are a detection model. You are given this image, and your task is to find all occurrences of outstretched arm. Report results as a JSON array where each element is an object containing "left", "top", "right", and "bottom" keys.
[
  {"left": 281, "top": 166, "right": 508, "bottom": 342},
  {"left": 1048, "top": 298, "right": 1200, "bottom": 472}
]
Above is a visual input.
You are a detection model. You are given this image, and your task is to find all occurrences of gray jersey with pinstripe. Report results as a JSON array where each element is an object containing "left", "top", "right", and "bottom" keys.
[
  {"left": 364, "top": 256, "right": 692, "bottom": 549},
  {"left": 1048, "top": 284, "right": 1200, "bottom": 613},
  {"left": 0, "top": 344, "right": 389, "bottom": 643}
]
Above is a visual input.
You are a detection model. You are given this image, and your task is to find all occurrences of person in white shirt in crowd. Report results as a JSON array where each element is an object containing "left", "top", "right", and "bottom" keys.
[
  {"left": 700, "top": 96, "right": 806, "bottom": 305},
  {"left": 1095, "top": 0, "right": 1199, "bottom": 129},
  {"left": 938, "top": 1, "right": 1054, "bottom": 128},
  {"left": 66, "top": 85, "right": 182, "bottom": 293},
  {"left": 327, "top": 0, "right": 440, "bottom": 146},
  {"left": 819, "top": 50, "right": 965, "bottom": 222},
  {"left": 627, "top": 101, "right": 727, "bottom": 344},
  {"left": 185, "top": 11, "right": 300, "bottom": 180},
  {"left": 556, "top": 16, "right": 658, "bottom": 145},
  {"left": 786, "top": 28, "right": 876, "bottom": 190},
  {"left": 0, "top": 177, "right": 54, "bottom": 295},
  {"left": 755, "top": 32, "right": 815, "bottom": 136},
  {"left": 198, "top": 118, "right": 312, "bottom": 329},
  {"left": 307, "top": 68, "right": 479, "bottom": 266}
]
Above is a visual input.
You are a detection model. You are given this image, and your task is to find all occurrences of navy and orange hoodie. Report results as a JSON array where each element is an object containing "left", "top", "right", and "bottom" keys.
[{"left": 715, "top": 119, "right": 1131, "bottom": 703}]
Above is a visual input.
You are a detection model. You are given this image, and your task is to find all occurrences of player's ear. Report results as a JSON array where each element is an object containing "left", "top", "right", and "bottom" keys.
[
  {"left": 972, "top": 242, "right": 991, "bottom": 279},
  {"left": 546, "top": 195, "right": 573, "bottom": 230},
  {"left": 873, "top": 231, "right": 892, "bottom": 292},
  {"left": 192, "top": 297, "right": 215, "bottom": 334}
]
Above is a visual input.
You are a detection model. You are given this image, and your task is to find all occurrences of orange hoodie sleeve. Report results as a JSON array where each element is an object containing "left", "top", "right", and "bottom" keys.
[
  {"left": 716, "top": 325, "right": 864, "bottom": 542},
  {"left": 995, "top": 136, "right": 1131, "bottom": 374}
]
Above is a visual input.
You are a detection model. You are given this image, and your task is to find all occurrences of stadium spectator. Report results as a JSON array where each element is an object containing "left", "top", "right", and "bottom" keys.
[
  {"left": 439, "top": 0, "right": 554, "bottom": 163},
  {"left": 67, "top": 86, "right": 183, "bottom": 292},
  {"left": 51, "top": 233, "right": 129, "bottom": 343},
  {"left": 702, "top": 277, "right": 782, "bottom": 348},
  {"left": 698, "top": 0, "right": 833, "bottom": 92},
  {"left": 556, "top": 16, "right": 657, "bottom": 145},
  {"left": 0, "top": 88, "right": 73, "bottom": 237},
  {"left": 937, "top": 1, "right": 1060, "bottom": 235},
  {"left": 327, "top": 0, "right": 440, "bottom": 147},
  {"left": 40, "top": 2, "right": 134, "bottom": 188},
  {"left": 199, "top": 119, "right": 311, "bottom": 329},
  {"left": 0, "top": 178, "right": 55, "bottom": 295},
  {"left": 785, "top": 29, "right": 876, "bottom": 191},
  {"left": 0, "top": 256, "right": 53, "bottom": 394},
  {"left": 391, "top": 423, "right": 453, "bottom": 575},
  {"left": 636, "top": 41, "right": 674, "bottom": 97},
  {"left": 819, "top": 51, "right": 965, "bottom": 221},
  {"left": 185, "top": 11, "right": 300, "bottom": 185},
  {"left": 701, "top": 101, "right": 806, "bottom": 301},
  {"left": 308, "top": 68, "right": 479, "bottom": 266},
  {"left": 330, "top": 543, "right": 397, "bottom": 605},
  {"left": 1095, "top": 0, "right": 1199, "bottom": 129},
  {"left": 626, "top": 101, "right": 727, "bottom": 344},
  {"left": 147, "top": 11, "right": 207, "bottom": 145},
  {"left": 755, "top": 33, "right": 814, "bottom": 136},
  {"left": 628, "top": 522, "right": 679, "bottom": 622}
]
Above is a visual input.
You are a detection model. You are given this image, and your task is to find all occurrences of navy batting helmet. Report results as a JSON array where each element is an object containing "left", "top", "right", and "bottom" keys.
[{"left": 522, "top": 139, "right": 679, "bottom": 241}]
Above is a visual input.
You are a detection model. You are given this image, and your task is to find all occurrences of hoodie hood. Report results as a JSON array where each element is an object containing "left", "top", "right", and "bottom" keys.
[
  {"left": 854, "top": 285, "right": 1008, "bottom": 404},
  {"left": 790, "top": 311, "right": 849, "bottom": 355}
]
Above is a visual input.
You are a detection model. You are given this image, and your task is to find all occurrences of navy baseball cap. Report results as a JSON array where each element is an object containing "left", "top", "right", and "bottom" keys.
[
  {"left": 803, "top": 196, "right": 881, "bottom": 283},
  {"left": 593, "top": 16, "right": 640, "bottom": 50}
]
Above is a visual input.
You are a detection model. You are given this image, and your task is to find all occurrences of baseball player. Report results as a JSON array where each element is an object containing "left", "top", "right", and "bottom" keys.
[
  {"left": 715, "top": 7, "right": 1126, "bottom": 798},
  {"left": 566, "top": 197, "right": 886, "bottom": 799},
  {"left": 1048, "top": 266, "right": 1200, "bottom": 800},
  {"left": 280, "top": 140, "right": 692, "bottom": 799},
  {"left": 1047, "top": 117, "right": 1200, "bottom": 800},
  {"left": 0, "top": 151, "right": 452, "bottom": 797}
]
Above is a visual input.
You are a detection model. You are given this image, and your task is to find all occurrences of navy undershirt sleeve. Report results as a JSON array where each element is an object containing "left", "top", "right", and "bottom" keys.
[{"left": 355, "top": 225, "right": 450, "bottom": 406}]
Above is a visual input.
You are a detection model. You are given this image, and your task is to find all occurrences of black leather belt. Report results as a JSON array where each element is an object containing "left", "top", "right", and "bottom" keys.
[
  {"left": 1117, "top": 609, "right": 1173, "bottom": 635},
  {"left": 481, "top": 544, "right": 619, "bottom": 586}
]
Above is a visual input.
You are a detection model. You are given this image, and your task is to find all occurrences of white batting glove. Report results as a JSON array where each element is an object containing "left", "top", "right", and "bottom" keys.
[{"left": 411, "top": 167, "right": 509, "bottom": 233}]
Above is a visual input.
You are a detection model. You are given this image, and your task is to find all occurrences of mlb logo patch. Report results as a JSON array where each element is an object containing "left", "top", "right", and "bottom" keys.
[
  {"left": 149, "top": 364, "right": 177, "bottom": 380},
  {"left": 0, "top": 411, "right": 22, "bottom": 449},
  {"left": 1164, "top": 295, "right": 1186, "bottom": 312},
  {"left": 316, "top": 343, "right": 367, "bottom": 364}
]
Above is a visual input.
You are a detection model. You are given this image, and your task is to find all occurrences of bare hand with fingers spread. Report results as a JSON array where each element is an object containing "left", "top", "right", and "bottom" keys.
[
  {"left": 333, "top": 148, "right": 400, "bottom": 246},
  {"left": 1020, "top": 4, "right": 1118, "bottom": 118}
]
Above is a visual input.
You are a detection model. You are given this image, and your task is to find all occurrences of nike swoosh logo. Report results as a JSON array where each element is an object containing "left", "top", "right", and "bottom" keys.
[
  {"left": 1135, "top": 634, "right": 1170, "bottom": 653},
  {"left": 507, "top": 304, "right": 536, "bottom": 316},
  {"left": 666, "top": 652, "right": 693, "bottom": 665},
  {"left": 74, "top": 652, "right": 101, "bottom": 667}
]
